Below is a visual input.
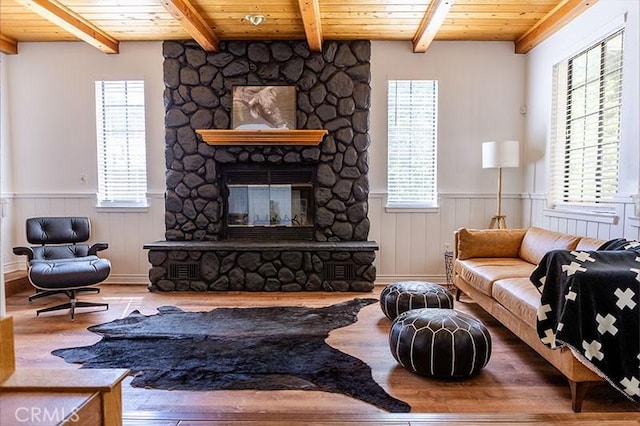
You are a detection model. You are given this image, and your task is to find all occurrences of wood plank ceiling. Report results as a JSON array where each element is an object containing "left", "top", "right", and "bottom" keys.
[{"left": 0, "top": 0, "right": 598, "bottom": 56}]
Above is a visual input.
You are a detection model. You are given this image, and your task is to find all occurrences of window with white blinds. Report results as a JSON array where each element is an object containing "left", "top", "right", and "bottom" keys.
[
  {"left": 387, "top": 80, "right": 438, "bottom": 208},
  {"left": 95, "top": 80, "right": 148, "bottom": 207},
  {"left": 549, "top": 29, "right": 624, "bottom": 206}
]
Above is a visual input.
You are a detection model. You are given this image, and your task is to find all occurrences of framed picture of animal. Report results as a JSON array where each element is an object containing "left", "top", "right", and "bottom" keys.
[{"left": 232, "top": 86, "right": 296, "bottom": 130}]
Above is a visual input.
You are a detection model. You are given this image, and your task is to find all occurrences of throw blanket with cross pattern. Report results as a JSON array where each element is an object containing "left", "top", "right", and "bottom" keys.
[{"left": 530, "top": 240, "right": 640, "bottom": 403}]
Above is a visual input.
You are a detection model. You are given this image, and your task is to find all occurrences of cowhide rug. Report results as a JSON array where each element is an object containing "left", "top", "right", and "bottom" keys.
[{"left": 52, "top": 298, "right": 410, "bottom": 413}]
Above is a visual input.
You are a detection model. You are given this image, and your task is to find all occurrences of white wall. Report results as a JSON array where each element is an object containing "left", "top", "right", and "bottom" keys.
[
  {"left": 370, "top": 41, "right": 526, "bottom": 195},
  {"left": 6, "top": 42, "right": 165, "bottom": 195},
  {"left": 3, "top": 9, "right": 635, "bottom": 284},
  {"left": 369, "top": 41, "right": 526, "bottom": 283},
  {"left": 524, "top": 0, "right": 640, "bottom": 241},
  {"left": 2, "top": 42, "right": 166, "bottom": 282},
  {"left": 2, "top": 39, "right": 528, "bottom": 285},
  {"left": 30, "top": 33, "right": 640, "bottom": 287}
]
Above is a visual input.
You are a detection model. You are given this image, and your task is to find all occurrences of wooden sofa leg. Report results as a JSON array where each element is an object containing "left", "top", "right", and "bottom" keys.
[
  {"left": 455, "top": 288, "right": 462, "bottom": 301},
  {"left": 568, "top": 380, "right": 591, "bottom": 412}
]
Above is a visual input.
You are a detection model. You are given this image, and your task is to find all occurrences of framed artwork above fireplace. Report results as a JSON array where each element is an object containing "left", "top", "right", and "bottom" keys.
[{"left": 232, "top": 86, "right": 296, "bottom": 130}]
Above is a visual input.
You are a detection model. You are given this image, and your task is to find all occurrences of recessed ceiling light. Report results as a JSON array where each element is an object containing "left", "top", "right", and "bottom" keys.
[{"left": 245, "top": 14, "right": 266, "bottom": 26}]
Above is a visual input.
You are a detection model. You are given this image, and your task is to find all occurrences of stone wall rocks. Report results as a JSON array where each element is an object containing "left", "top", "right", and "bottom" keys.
[
  {"left": 162, "top": 40, "right": 371, "bottom": 243},
  {"left": 147, "top": 246, "right": 376, "bottom": 293}
]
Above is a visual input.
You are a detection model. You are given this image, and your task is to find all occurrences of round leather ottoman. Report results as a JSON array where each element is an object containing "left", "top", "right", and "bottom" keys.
[
  {"left": 389, "top": 308, "right": 491, "bottom": 378},
  {"left": 380, "top": 281, "right": 453, "bottom": 320}
]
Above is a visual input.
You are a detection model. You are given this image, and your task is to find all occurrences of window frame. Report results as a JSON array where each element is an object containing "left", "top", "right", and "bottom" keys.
[
  {"left": 548, "top": 28, "right": 624, "bottom": 209},
  {"left": 386, "top": 79, "right": 439, "bottom": 210},
  {"left": 94, "top": 80, "right": 149, "bottom": 209}
]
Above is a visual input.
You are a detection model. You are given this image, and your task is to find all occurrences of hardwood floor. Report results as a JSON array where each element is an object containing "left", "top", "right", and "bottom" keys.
[{"left": 4, "top": 284, "right": 638, "bottom": 424}]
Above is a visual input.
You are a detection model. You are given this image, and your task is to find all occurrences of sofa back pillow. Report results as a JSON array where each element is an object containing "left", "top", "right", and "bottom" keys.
[
  {"left": 519, "top": 227, "right": 581, "bottom": 265},
  {"left": 456, "top": 228, "right": 526, "bottom": 260},
  {"left": 576, "top": 237, "right": 607, "bottom": 251}
]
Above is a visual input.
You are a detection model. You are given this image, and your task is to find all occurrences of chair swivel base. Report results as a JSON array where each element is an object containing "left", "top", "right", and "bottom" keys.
[
  {"left": 37, "top": 300, "right": 109, "bottom": 320},
  {"left": 29, "top": 287, "right": 100, "bottom": 302}
]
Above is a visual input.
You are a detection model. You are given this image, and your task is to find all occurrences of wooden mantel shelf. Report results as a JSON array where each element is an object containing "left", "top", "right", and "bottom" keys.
[{"left": 196, "top": 129, "right": 328, "bottom": 146}]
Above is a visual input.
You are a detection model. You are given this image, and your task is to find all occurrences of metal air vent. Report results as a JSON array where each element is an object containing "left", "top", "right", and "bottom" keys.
[
  {"left": 168, "top": 262, "right": 200, "bottom": 280},
  {"left": 324, "top": 262, "right": 355, "bottom": 280}
]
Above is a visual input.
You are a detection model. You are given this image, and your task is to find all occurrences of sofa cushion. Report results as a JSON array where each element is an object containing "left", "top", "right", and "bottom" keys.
[
  {"left": 519, "top": 227, "right": 581, "bottom": 265},
  {"left": 492, "top": 278, "right": 541, "bottom": 327},
  {"left": 576, "top": 237, "right": 607, "bottom": 251},
  {"left": 454, "top": 258, "right": 536, "bottom": 296},
  {"left": 456, "top": 228, "right": 527, "bottom": 260},
  {"left": 29, "top": 257, "right": 111, "bottom": 289}
]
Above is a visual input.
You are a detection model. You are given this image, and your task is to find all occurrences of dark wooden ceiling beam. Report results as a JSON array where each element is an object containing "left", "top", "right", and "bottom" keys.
[
  {"left": 0, "top": 34, "right": 18, "bottom": 55},
  {"left": 159, "top": 0, "right": 219, "bottom": 52},
  {"left": 297, "top": 0, "right": 324, "bottom": 52},
  {"left": 515, "top": 0, "right": 598, "bottom": 54},
  {"left": 412, "top": 0, "right": 455, "bottom": 53},
  {"left": 16, "top": 0, "right": 118, "bottom": 54}
]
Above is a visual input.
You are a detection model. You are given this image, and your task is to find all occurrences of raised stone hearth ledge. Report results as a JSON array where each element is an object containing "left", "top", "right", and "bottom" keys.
[
  {"left": 144, "top": 240, "right": 378, "bottom": 293},
  {"left": 144, "top": 240, "right": 377, "bottom": 251},
  {"left": 196, "top": 129, "right": 328, "bottom": 146}
]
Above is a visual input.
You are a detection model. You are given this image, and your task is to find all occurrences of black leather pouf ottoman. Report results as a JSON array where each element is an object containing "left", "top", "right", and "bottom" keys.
[
  {"left": 380, "top": 281, "right": 453, "bottom": 320},
  {"left": 389, "top": 308, "right": 491, "bottom": 378}
]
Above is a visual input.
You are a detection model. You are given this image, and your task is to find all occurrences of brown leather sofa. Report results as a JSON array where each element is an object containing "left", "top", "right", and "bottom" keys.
[{"left": 453, "top": 227, "right": 606, "bottom": 412}]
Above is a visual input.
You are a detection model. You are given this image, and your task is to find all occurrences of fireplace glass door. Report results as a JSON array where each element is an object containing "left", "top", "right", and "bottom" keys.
[
  {"left": 223, "top": 165, "right": 315, "bottom": 240},
  {"left": 227, "top": 184, "right": 312, "bottom": 227}
]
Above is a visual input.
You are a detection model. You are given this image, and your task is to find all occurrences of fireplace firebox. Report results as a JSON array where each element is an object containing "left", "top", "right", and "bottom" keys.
[{"left": 223, "top": 165, "right": 315, "bottom": 240}]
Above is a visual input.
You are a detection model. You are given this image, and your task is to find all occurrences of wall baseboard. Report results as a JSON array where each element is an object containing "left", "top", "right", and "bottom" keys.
[
  {"left": 2, "top": 263, "right": 23, "bottom": 274},
  {"left": 105, "top": 275, "right": 149, "bottom": 285}
]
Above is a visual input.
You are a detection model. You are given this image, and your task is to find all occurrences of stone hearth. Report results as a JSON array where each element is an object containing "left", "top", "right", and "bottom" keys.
[
  {"left": 145, "top": 241, "right": 378, "bottom": 292},
  {"left": 145, "top": 40, "right": 377, "bottom": 292}
]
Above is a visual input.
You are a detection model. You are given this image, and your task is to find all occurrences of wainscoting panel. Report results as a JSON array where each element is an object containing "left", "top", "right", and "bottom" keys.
[
  {"left": 369, "top": 192, "right": 522, "bottom": 285},
  {"left": 12, "top": 192, "right": 638, "bottom": 287},
  {"left": 0, "top": 196, "right": 19, "bottom": 273},
  {"left": 7, "top": 193, "right": 166, "bottom": 284}
]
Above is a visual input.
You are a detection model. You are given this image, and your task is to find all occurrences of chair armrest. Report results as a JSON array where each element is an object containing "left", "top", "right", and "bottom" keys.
[
  {"left": 12, "top": 246, "right": 34, "bottom": 261},
  {"left": 88, "top": 243, "right": 109, "bottom": 256}
]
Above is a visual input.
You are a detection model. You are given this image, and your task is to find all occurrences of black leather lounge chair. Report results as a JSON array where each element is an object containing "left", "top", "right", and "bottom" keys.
[{"left": 13, "top": 217, "right": 111, "bottom": 319}]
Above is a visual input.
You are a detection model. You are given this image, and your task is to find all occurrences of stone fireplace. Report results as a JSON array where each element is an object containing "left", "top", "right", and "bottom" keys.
[{"left": 144, "top": 39, "right": 377, "bottom": 292}]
